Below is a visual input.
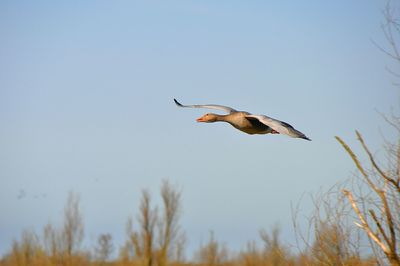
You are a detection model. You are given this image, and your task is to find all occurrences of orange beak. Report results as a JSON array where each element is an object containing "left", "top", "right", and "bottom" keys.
[{"left": 196, "top": 116, "right": 205, "bottom": 122}]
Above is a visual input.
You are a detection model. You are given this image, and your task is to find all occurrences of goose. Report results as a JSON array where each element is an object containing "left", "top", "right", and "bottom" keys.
[{"left": 174, "top": 98, "right": 311, "bottom": 141}]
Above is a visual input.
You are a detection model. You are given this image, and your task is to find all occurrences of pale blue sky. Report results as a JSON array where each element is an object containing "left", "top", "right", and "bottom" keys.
[{"left": 0, "top": 0, "right": 397, "bottom": 257}]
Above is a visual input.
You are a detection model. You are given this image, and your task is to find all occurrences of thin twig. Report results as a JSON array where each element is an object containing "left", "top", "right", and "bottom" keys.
[{"left": 342, "top": 189, "right": 390, "bottom": 255}]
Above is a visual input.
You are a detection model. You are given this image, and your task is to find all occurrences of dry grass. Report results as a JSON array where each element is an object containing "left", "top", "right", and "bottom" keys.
[{"left": 0, "top": 181, "right": 378, "bottom": 266}]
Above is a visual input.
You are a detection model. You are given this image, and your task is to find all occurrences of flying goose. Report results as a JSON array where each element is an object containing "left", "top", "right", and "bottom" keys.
[{"left": 174, "top": 98, "right": 311, "bottom": 141}]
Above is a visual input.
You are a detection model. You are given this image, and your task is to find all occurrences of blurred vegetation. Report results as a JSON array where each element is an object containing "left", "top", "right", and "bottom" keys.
[{"left": 0, "top": 179, "right": 380, "bottom": 266}]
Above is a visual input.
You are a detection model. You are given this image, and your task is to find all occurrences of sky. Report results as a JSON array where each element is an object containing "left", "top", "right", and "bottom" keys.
[{"left": 0, "top": 0, "right": 398, "bottom": 258}]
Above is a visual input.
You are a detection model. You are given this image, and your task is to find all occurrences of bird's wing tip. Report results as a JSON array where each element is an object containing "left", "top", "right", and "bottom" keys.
[{"left": 174, "top": 98, "right": 183, "bottom": 107}]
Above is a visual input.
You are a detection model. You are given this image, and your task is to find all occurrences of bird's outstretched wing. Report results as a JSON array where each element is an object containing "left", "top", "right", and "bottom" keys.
[
  {"left": 174, "top": 98, "right": 237, "bottom": 114},
  {"left": 246, "top": 114, "right": 311, "bottom": 141}
]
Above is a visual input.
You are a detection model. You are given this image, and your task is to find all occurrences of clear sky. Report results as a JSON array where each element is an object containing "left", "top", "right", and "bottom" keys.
[{"left": 0, "top": 0, "right": 398, "bottom": 258}]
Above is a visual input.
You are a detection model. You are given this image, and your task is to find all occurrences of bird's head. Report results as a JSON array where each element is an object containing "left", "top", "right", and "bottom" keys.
[{"left": 196, "top": 113, "right": 219, "bottom": 123}]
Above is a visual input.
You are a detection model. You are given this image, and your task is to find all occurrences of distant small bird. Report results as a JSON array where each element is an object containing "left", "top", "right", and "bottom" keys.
[
  {"left": 174, "top": 99, "right": 311, "bottom": 141},
  {"left": 17, "top": 189, "right": 26, "bottom": 200}
]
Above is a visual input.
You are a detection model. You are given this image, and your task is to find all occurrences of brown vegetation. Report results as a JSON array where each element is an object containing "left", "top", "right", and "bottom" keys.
[
  {"left": 336, "top": 130, "right": 400, "bottom": 265},
  {"left": 0, "top": 179, "right": 379, "bottom": 266}
]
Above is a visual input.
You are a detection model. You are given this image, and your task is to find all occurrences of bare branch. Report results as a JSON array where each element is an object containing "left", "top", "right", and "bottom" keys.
[
  {"left": 369, "top": 209, "right": 391, "bottom": 247},
  {"left": 356, "top": 131, "right": 400, "bottom": 193},
  {"left": 342, "top": 189, "right": 390, "bottom": 255}
]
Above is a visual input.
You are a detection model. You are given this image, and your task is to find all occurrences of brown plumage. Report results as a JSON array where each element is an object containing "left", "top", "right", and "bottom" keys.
[
  {"left": 196, "top": 112, "right": 274, "bottom": 135},
  {"left": 174, "top": 98, "right": 310, "bottom": 140}
]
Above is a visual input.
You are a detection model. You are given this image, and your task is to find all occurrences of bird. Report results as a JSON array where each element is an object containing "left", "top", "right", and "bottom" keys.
[
  {"left": 174, "top": 98, "right": 311, "bottom": 141},
  {"left": 17, "top": 189, "right": 26, "bottom": 200}
]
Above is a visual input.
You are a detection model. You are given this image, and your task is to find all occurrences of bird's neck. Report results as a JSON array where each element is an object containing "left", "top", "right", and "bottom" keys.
[{"left": 214, "top": 114, "right": 229, "bottom": 122}]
